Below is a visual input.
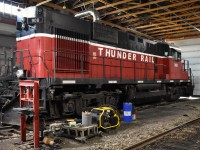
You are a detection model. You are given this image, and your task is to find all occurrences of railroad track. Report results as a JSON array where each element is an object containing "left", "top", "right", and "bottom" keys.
[
  {"left": 0, "top": 125, "right": 20, "bottom": 140},
  {"left": 124, "top": 117, "right": 200, "bottom": 150}
]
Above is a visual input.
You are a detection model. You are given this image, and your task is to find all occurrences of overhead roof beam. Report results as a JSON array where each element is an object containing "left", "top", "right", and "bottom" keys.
[
  {"left": 121, "top": 4, "right": 200, "bottom": 29},
  {"left": 165, "top": 35, "right": 200, "bottom": 41},
  {"left": 155, "top": 2, "right": 200, "bottom": 34},
  {"left": 151, "top": 5, "right": 200, "bottom": 18},
  {"left": 98, "top": 0, "right": 138, "bottom": 19},
  {"left": 73, "top": 0, "right": 99, "bottom": 9},
  {"left": 36, "top": 0, "right": 75, "bottom": 13},
  {"left": 158, "top": 30, "right": 200, "bottom": 39},
  {"left": 148, "top": 23, "right": 200, "bottom": 35},
  {"left": 135, "top": 15, "right": 200, "bottom": 29},
  {"left": 121, "top": 8, "right": 200, "bottom": 25},
  {"left": 56, "top": 0, "right": 68, "bottom": 5},
  {"left": 151, "top": 27, "right": 199, "bottom": 37},
  {"left": 108, "top": 0, "right": 198, "bottom": 21},
  {"left": 144, "top": 24, "right": 200, "bottom": 35},
  {"left": 101, "top": 0, "right": 166, "bottom": 16},
  {"left": 119, "top": 10, "right": 179, "bottom": 27},
  {"left": 142, "top": 20, "right": 199, "bottom": 32},
  {"left": 96, "top": 0, "right": 133, "bottom": 10}
]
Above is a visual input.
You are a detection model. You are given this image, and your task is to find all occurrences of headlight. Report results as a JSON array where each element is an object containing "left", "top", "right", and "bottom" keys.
[{"left": 16, "top": 69, "right": 24, "bottom": 78}]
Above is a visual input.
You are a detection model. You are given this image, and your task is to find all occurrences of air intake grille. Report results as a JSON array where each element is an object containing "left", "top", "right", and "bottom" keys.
[{"left": 55, "top": 28, "right": 89, "bottom": 72}]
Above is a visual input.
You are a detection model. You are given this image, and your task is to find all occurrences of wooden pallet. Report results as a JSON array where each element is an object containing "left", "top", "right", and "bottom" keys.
[{"left": 62, "top": 124, "right": 102, "bottom": 143}]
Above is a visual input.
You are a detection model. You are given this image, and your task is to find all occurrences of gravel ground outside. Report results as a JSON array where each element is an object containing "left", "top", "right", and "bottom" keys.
[{"left": 1, "top": 99, "right": 200, "bottom": 150}]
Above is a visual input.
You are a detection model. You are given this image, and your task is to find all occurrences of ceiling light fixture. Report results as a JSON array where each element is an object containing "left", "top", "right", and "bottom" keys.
[{"left": 63, "top": 2, "right": 66, "bottom": 9}]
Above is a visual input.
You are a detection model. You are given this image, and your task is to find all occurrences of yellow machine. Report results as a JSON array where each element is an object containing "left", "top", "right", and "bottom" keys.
[{"left": 91, "top": 106, "right": 120, "bottom": 130}]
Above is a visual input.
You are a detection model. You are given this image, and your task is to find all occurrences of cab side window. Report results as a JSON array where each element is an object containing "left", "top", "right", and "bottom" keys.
[
  {"left": 172, "top": 51, "right": 178, "bottom": 60},
  {"left": 171, "top": 48, "right": 179, "bottom": 61},
  {"left": 177, "top": 52, "right": 181, "bottom": 61}
]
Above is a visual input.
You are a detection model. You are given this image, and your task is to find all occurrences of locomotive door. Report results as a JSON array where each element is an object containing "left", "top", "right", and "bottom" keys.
[
  {"left": 154, "top": 57, "right": 166, "bottom": 79},
  {"left": 154, "top": 57, "right": 158, "bottom": 79}
]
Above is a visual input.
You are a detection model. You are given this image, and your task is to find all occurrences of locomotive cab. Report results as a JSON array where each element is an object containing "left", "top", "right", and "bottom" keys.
[{"left": 164, "top": 46, "right": 189, "bottom": 80}]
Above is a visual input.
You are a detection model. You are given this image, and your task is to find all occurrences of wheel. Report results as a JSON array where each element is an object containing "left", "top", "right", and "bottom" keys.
[{"left": 98, "top": 131, "right": 104, "bottom": 137}]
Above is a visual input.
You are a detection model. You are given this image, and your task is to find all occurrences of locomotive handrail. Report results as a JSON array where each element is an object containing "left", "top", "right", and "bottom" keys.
[
  {"left": 184, "top": 59, "right": 194, "bottom": 84},
  {"left": 43, "top": 50, "right": 167, "bottom": 81},
  {"left": 191, "top": 69, "right": 194, "bottom": 86},
  {"left": 191, "top": 69, "right": 193, "bottom": 81},
  {"left": 44, "top": 50, "right": 88, "bottom": 54},
  {"left": 14, "top": 49, "right": 36, "bottom": 78},
  {"left": 31, "top": 55, "right": 51, "bottom": 82},
  {"left": 44, "top": 49, "right": 169, "bottom": 81},
  {"left": 44, "top": 50, "right": 89, "bottom": 81}
]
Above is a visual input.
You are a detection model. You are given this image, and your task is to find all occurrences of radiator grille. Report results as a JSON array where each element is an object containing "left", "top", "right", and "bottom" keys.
[{"left": 55, "top": 28, "right": 89, "bottom": 72}]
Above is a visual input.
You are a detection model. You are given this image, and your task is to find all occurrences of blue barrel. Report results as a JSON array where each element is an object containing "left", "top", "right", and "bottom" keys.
[{"left": 123, "top": 103, "right": 132, "bottom": 122}]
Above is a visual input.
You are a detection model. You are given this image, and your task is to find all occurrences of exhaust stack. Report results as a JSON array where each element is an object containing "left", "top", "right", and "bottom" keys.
[{"left": 75, "top": 9, "right": 100, "bottom": 22}]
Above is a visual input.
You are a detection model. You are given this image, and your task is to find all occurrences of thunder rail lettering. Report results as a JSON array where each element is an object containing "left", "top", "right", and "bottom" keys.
[{"left": 97, "top": 47, "right": 154, "bottom": 63}]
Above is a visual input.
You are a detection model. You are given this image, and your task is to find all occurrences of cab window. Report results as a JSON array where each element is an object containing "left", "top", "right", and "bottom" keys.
[
  {"left": 177, "top": 52, "right": 181, "bottom": 60},
  {"left": 170, "top": 48, "right": 180, "bottom": 61},
  {"left": 172, "top": 51, "right": 178, "bottom": 60}
]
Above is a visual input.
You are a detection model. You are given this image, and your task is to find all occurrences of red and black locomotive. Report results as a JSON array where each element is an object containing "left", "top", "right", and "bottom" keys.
[{"left": 0, "top": 6, "right": 193, "bottom": 124}]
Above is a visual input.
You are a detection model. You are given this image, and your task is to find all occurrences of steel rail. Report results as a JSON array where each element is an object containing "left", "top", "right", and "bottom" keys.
[
  {"left": 123, "top": 117, "right": 200, "bottom": 150},
  {"left": 0, "top": 126, "right": 14, "bottom": 131}
]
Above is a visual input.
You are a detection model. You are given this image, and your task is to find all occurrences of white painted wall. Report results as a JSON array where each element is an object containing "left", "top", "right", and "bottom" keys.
[{"left": 171, "top": 38, "right": 200, "bottom": 95}]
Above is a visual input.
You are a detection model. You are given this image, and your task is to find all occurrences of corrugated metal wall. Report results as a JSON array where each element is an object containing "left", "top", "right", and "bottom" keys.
[
  {"left": 172, "top": 38, "right": 200, "bottom": 95},
  {"left": 0, "top": 35, "right": 15, "bottom": 76}
]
